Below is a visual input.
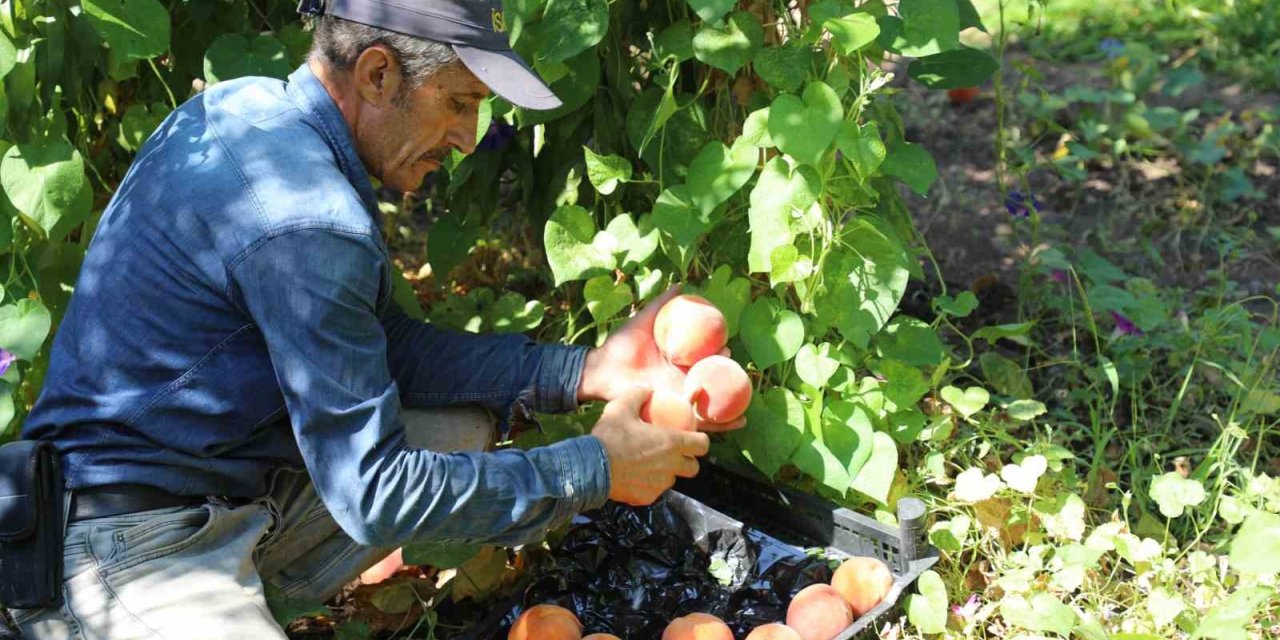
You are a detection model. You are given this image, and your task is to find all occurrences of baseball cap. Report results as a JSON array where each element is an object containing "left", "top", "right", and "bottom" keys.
[{"left": 297, "top": 0, "right": 562, "bottom": 110}]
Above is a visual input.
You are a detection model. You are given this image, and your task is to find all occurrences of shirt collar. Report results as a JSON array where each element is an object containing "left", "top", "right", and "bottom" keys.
[{"left": 286, "top": 63, "right": 381, "bottom": 223}]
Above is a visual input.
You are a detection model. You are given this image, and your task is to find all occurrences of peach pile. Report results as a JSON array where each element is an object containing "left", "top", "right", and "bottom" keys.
[
  {"left": 739, "top": 555, "right": 895, "bottom": 640},
  {"left": 508, "top": 604, "right": 582, "bottom": 640},
  {"left": 662, "top": 612, "right": 735, "bottom": 640},
  {"left": 645, "top": 295, "right": 752, "bottom": 429},
  {"left": 831, "top": 556, "right": 894, "bottom": 617}
]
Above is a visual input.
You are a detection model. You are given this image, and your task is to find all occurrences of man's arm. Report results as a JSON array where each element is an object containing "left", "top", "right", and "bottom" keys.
[
  {"left": 229, "top": 227, "right": 609, "bottom": 547},
  {"left": 380, "top": 302, "right": 588, "bottom": 429}
]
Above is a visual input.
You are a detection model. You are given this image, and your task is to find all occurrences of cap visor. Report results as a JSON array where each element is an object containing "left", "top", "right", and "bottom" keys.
[{"left": 453, "top": 46, "right": 562, "bottom": 111}]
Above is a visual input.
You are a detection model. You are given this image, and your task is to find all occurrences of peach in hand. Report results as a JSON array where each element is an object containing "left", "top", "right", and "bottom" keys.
[
  {"left": 508, "top": 604, "right": 582, "bottom": 640},
  {"left": 745, "top": 623, "right": 805, "bottom": 640},
  {"left": 640, "top": 388, "right": 698, "bottom": 432},
  {"left": 786, "top": 584, "right": 854, "bottom": 640},
  {"left": 661, "top": 612, "right": 735, "bottom": 640},
  {"left": 653, "top": 295, "right": 728, "bottom": 366},
  {"left": 831, "top": 556, "right": 894, "bottom": 617},
  {"left": 683, "top": 355, "right": 751, "bottom": 424},
  {"left": 582, "top": 635, "right": 622, "bottom": 640}
]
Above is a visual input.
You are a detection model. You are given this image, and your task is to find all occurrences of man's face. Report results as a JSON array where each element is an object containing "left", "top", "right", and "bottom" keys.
[{"left": 356, "top": 61, "right": 489, "bottom": 192}]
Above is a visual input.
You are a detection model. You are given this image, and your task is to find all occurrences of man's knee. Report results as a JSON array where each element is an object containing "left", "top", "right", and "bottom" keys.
[{"left": 402, "top": 406, "right": 496, "bottom": 453}]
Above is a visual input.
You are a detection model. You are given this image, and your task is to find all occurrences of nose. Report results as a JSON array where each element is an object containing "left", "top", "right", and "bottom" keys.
[{"left": 447, "top": 110, "right": 479, "bottom": 155}]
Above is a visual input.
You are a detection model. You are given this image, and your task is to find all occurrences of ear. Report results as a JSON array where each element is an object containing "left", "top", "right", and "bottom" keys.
[{"left": 352, "top": 44, "right": 404, "bottom": 107}]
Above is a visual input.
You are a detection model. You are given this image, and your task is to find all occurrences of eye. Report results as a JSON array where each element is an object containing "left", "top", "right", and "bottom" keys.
[{"left": 450, "top": 98, "right": 471, "bottom": 114}]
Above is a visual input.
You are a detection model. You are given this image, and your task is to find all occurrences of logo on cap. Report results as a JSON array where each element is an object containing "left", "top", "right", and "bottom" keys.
[{"left": 491, "top": 8, "right": 505, "bottom": 33}]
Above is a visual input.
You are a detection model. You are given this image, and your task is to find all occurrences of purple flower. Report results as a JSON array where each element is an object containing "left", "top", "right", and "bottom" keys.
[
  {"left": 477, "top": 120, "right": 516, "bottom": 152},
  {"left": 1110, "top": 311, "right": 1143, "bottom": 336},
  {"left": 1099, "top": 38, "right": 1125, "bottom": 60},
  {"left": 0, "top": 349, "right": 13, "bottom": 377},
  {"left": 1050, "top": 269, "right": 1069, "bottom": 284},
  {"left": 953, "top": 594, "right": 980, "bottom": 620},
  {"left": 1004, "top": 190, "right": 1044, "bottom": 218}
]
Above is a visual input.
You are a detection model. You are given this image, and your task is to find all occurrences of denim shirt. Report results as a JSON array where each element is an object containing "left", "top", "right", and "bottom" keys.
[{"left": 21, "top": 64, "right": 611, "bottom": 547}]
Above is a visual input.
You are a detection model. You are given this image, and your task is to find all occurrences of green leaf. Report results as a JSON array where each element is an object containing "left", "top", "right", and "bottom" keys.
[
  {"left": 402, "top": 541, "right": 483, "bottom": 569},
  {"left": 849, "top": 431, "right": 896, "bottom": 503},
  {"left": 0, "top": 386, "right": 13, "bottom": 435},
  {"left": 906, "top": 570, "right": 948, "bottom": 634},
  {"left": 583, "top": 147, "right": 631, "bottom": 195},
  {"left": 1006, "top": 399, "right": 1047, "bottom": 421},
  {"left": 935, "top": 291, "right": 978, "bottom": 317},
  {"left": 81, "top": 0, "right": 170, "bottom": 62},
  {"left": 740, "top": 298, "right": 805, "bottom": 370},
  {"left": 768, "top": 81, "right": 843, "bottom": 167},
  {"left": 978, "top": 352, "right": 1033, "bottom": 399},
  {"left": 880, "top": 358, "right": 929, "bottom": 408},
  {"left": 795, "top": 343, "right": 841, "bottom": 389},
  {"left": 599, "top": 214, "right": 658, "bottom": 272},
  {"left": 488, "top": 292, "right": 545, "bottom": 333},
  {"left": 427, "top": 216, "right": 482, "bottom": 277},
  {"left": 1191, "top": 587, "right": 1274, "bottom": 640},
  {"left": 825, "top": 13, "right": 881, "bottom": 55},
  {"left": 729, "top": 389, "right": 807, "bottom": 478},
  {"left": 447, "top": 545, "right": 510, "bottom": 602},
  {"left": 533, "top": 0, "right": 609, "bottom": 63},
  {"left": 754, "top": 43, "right": 812, "bottom": 92},
  {"left": 908, "top": 46, "right": 999, "bottom": 89},
  {"left": 881, "top": 140, "right": 937, "bottom": 196},
  {"left": 685, "top": 0, "right": 735, "bottom": 24},
  {"left": 813, "top": 220, "right": 910, "bottom": 348},
  {"left": 543, "top": 205, "right": 614, "bottom": 285},
  {"left": 696, "top": 265, "right": 751, "bottom": 338},
  {"left": 0, "top": 31, "right": 16, "bottom": 80},
  {"left": 876, "top": 317, "right": 944, "bottom": 366},
  {"left": 1147, "top": 587, "right": 1186, "bottom": 630},
  {"left": 687, "top": 139, "right": 758, "bottom": 216},
  {"left": 116, "top": 102, "right": 170, "bottom": 152},
  {"left": 955, "top": 0, "right": 987, "bottom": 32},
  {"left": 973, "top": 321, "right": 1036, "bottom": 346},
  {"left": 1000, "top": 593, "right": 1077, "bottom": 636},
  {"left": 835, "top": 121, "right": 886, "bottom": 180},
  {"left": 928, "top": 515, "right": 971, "bottom": 552},
  {"left": 264, "top": 583, "right": 328, "bottom": 629},
  {"left": 940, "top": 385, "right": 987, "bottom": 418},
  {"left": 896, "top": 0, "right": 960, "bottom": 57},
  {"left": 654, "top": 20, "right": 695, "bottom": 63},
  {"left": 768, "top": 245, "right": 812, "bottom": 286},
  {"left": 1149, "top": 472, "right": 1206, "bottom": 518},
  {"left": 583, "top": 275, "right": 633, "bottom": 322},
  {"left": 746, "top": 157, "right": 820, "bottom": 273},
  {"left": 1, "top": 141, "right": 87, "bottom": 237},
  {"left": 518, "top": 49, "right": 601, "bottom": 127},
  {"left": 1229, "top": 512, "right": 1280, "bottom": 576},
  {"left": 204, "top": 33, "right": 290, "bottom": 84},
  {"left": 790, "top": 434, "right": 852, "bottom": 494},
  {"left": 740, "top": 108, "right": 774, "bottom": 148},
  {"left": 692, "top": 11, "right": 763, "bottom": 75},
  {"left": 651, "top": 185, "right": 711, "bottom": 247}
]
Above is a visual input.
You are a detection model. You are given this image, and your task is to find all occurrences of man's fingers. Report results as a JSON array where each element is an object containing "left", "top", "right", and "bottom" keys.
[
  {"left": 675, "top": 430, "right": 711, "bottom": 457},
  {"left": 675, "top": 455, "right": 700, "bottom": 478},
  {"left": 606, "top": 385, "right": 652, "bottom": 417}
]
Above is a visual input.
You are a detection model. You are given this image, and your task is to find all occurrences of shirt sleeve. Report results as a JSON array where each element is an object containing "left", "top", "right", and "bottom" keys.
[
  {"left": 229, "top": 227, "right": 610, "bottom": 547},
  {"left": 380, "top": 301, "right": 590, "bottom": 431}
]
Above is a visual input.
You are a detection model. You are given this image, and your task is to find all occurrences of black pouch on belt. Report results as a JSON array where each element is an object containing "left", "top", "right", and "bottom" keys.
[{"left": 0, "top": 440, "right": 65, "bottom": 608}]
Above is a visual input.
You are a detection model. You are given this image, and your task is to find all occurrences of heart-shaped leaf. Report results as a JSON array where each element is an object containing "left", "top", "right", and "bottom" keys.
[
  {"left": 687, "top": 139, "right": 758, "bottom": 216},
  {"left": 876, "top": 316, "right": 944, "bottom": 366},
  {"left": 487, "top": 293, "right": 545, "bottom": 334},
  {"left": 979, "top": 352, "right": 1033, "bottom": 398},
  {"left": 813, "top": 220, "right": 910, "bottom": 348},
  {"left": 849, "top": 431, "right": 897, "bottom": 504},
  {"left": 651, "top": 185, "right": 712, "bottom": 247},
  {"left": 729, "top": 389, "right": 806, "bottom": 478},
  {"left": 1228, "top": 512, "right": 1280, "bottom": 577},
  {"left": 768, "top": 81, "right": 843, "bottom": 167},
  {"left": 954, "top": 467, "right": 1003, "bottom": 503},
  {"left": 928, "top": 515, "right": 971, "bottom": 552},
  {"left": 1000, "top": 454, "right": 1047, "bottom": 494},
  {"left": 1149, "top": 472, "right": 1206, "bottom": 518},
  {"left": 0, "top": 300, "right": 52, "bottom": 361},
  {"left": 654, "top": 20, "right": 695, "bottom": 63},
  {"left": 791, "top": 432, "right": 853, "bottom": 495},
  {"left": 740, "top": 298, "right": 805, "bottom": 371},
  {"left": 908, "top": 46, "right": 1000, "bottom": 89},
  {"left": 754, "top": 43, "right": 812, "bottom": 92},
  {"left": 82, "top": 0, "right": 170, "bottom": 61},
  {"left": 880, "top": 358, "right": 929, "bottom": 408},
  {"left": 906, "top": 570, "right": 948, "bottom": 634},
  {"left": 1000, "top": 594, "right": 1077, "bottom": 637},
  {"left": 740, "top": 108, "right": 774, "bottom": 148},
  {"left": 1006, "top": 399, "right": 1047, "bottom": 421},
  {"left": 204, "top": 33, "right": 290, "bottom": 84},
  {"left": 746, "top": 157, "right": 821, "bottom": 273},
  {"left": 768, "top": 245, "right": 812, "bottom": 285},
  {"left": 116, "top": 102, "right": 171, "bottom": 152},
  {"left": 795, "top": 343, "right": 841, "bottom": 389},
  {"left": 0, "top": 31, "right": 17, "bottom": 80},
  {"left": 583, "top": 147, "right": 632, "bottom": 195},
  {"left": 825, "top": 12, "right": 881, "bottom": 55},
  {"left": 685, "top": 0, "right": 735, "bottom": 24},
  {"left": 836, "top": 121, "right": 886, "bottom": 180},
  {"left": 532, "top": 0, "right": 609, "bottom": 63},
  {"left": 696, "top": 265, "right": 750, "bottom": 338},
  {"left": 584, "top": 276, "right": 633, "bottom": 322},
  {"left": 692, "top": 11, "right": 764, "bottom": 75},
  {"left": 1, "top": 140, "right": 87, "bottom": 238},
  {"left": 402, "top": 541, "right": 483, "bottom": 569},
  {"left": 940, "top": 385, "right": 988, "bottom": 418},
  {"left": 895, "top": 0, "right": 960, "bottom": 57},
  {"left": 881, "top": 140, "right": 937, "bottom": 195},
  {"left": 543, "top": 205, "right": 614, "bottom": 285},
  {"left": 599, "top": 214, "right": 658, "bottom": 272},
  {"left": 1147, "top": 588, "right": 1186, "bottom": 630}
]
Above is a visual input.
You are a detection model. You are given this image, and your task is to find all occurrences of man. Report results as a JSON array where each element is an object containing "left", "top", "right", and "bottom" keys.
[{"left": 4, "top": 0, "right": 741, "bottom": 637}]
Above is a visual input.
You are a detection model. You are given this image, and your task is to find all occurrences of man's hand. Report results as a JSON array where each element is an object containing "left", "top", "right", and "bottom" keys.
[
  {"left": 591, "top": 386, "right": 710, "bottom": 506},
  {"left": 577, "top": 286, "right": 746, "bottom": 432}
]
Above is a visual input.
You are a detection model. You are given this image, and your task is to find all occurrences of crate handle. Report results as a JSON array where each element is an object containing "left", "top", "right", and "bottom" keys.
[{"left": 896, "top": 497, "right": 927, "bottom": 563}]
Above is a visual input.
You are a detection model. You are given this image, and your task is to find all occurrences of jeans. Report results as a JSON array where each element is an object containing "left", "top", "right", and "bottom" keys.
[{"left": 6, "top": 407, "right": 495, "bottom": 639}]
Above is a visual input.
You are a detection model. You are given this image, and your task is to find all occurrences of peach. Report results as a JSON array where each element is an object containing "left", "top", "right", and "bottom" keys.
[
  {"left": 582, "top": 635, "right": 622, "bottom": 640},
  {"left": 831, "top": 556, "right": 894, "bottom": 617},
  {"left": 786, "top": 584, "right": 854, "bottom": 640},
  {"left": 359, "top": 547, "right": 404, "bottom": 585},
  {"left": 746, "top": 623, "right": 805, "bottom": 640},
  {"left": 682, "top": 355, "right": 751, "bottom": 423},
  {"left": 661, "top": 612, "right": 735, "bottom": 640},
  {"left": 654, "top": 295, "right": 728, "bottom": 366},
  {"left": 640, "top": 388, "right": 698, "bottom": 431},
  {"left": 508, "top": 604, "right": 582, "bottom": 640}
]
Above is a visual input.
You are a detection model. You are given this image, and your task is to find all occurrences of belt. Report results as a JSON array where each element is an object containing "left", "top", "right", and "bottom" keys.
[{"left": 69, "top": 484, "right": 209, "bottom": 523}]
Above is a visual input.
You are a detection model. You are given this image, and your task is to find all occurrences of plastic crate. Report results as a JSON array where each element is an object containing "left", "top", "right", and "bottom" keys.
[{"left": 446, "top": 463, "right": 938, "bottom": 639}]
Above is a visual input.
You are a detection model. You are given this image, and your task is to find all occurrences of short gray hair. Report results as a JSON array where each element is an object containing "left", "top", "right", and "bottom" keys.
[{"left": 308, "top": 15, "right": 459, "bottom": 94}]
